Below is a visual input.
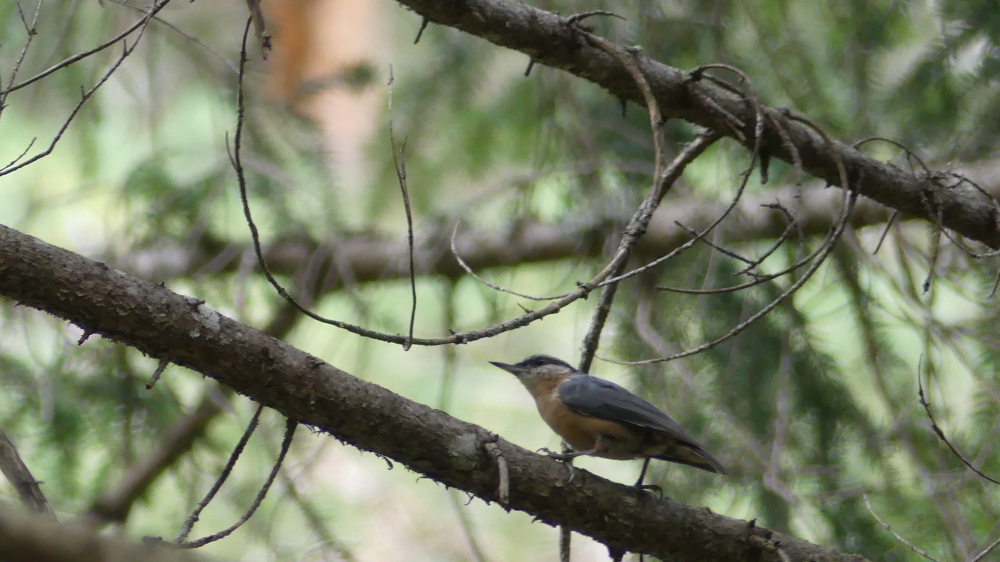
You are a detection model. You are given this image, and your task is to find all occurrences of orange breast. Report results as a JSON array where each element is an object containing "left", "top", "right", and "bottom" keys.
[{"left": 532, "top": 378, "right": 643, "bottom": 459}]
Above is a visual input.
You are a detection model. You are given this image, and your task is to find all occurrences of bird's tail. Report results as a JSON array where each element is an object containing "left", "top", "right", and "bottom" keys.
[{"left": 657, "top": 445, "right": 728, "bottom": 475}]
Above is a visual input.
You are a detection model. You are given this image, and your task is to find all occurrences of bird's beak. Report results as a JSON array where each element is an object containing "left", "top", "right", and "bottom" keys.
[{"left": 489, "top": 361, "right": 519, "bottom": 374}]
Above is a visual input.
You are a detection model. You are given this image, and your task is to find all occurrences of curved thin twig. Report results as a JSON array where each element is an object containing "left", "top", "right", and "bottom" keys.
[
  {"left": 232, "top": 43, "right": 704, "bottom": 348},
  {"left": 917, "top": 377, "right": 1000, "bottom": 486},
  {"left": 576, "top": 32, "right": 701, "bottom": 372},
  {"left": 656, "top": 222, "right": 830, "bottom": 295},
  {"left": 605, "top": 112, "right": 854, "bottom": 365},
  {"left": 591, "top": 62, "right": 767, "bottom": 291},
  {"left": 174, "top": 401, "right": 265, "bottom": 544},
  {"left": 863, "top": 494, "right": 940, "bottom": 562},
  {"left": 178, "top": 417, "right": 297, "bottom": 549},
  {"left": 3, "top": 0, "right": 173, "bottom": 95},
  {"left": 1, "top": 36, "right": 144, "bottom": 177},
  {"left": 0, "top": 0, "right": 42, "bottom": 114},
  {"left": 450, "top": 222, "right": 569, "bottom": 301},
  {"left": 387, "top": 66, "right": 418, "bottom": 350}
]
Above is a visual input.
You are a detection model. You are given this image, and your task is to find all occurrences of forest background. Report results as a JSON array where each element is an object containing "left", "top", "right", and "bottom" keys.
[{"left": 1, "top": 0, "right": 1000, "bottom": 561}]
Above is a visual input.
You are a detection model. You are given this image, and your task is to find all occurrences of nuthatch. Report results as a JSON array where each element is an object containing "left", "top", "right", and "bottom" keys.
[{"left": 490, "top": 354, "right": 726, "bottom": 487}]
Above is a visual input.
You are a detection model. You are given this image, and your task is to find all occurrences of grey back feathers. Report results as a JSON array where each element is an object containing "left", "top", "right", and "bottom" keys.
[{"left": 557, "top": 375, "right": 699, "bottom": 446}]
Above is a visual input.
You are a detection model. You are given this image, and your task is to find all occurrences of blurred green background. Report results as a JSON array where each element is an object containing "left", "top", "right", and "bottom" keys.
[{"left": 1, "top": 0, "right": 1000, "bottom": 560}]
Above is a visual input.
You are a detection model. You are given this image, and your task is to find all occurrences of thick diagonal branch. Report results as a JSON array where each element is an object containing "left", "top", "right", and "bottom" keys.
[
  {"left": 87, "top": 303, "right": 301, "bottom": 524},
  {"left": 391, "top": 0, "right": 1000, "bottom": 248},
  {"left": 0, "top": 225, "right": 867, "bottom": 562}
]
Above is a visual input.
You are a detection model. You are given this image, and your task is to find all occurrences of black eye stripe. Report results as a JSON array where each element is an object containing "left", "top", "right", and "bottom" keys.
[{"left": 517, "top": 355, "right": 572, "bottom": 369}]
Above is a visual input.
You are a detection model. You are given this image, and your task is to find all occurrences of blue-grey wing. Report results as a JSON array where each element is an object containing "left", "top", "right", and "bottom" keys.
[{"left": 556, "top": 375, "right": 698, "bottom": 445}]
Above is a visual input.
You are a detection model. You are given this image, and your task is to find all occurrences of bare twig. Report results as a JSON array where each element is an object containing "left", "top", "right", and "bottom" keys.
[
  {"left": 576, "top": 33, "right": 668, "bottom": 373},
  {"left": 387, "top": 66, "right": 418, "bottom": 350},
  {"left": 0, "top": 0, "right": 42, "bottom": 118},
  {"left": 146, "top": 358, "right": 169, "bottom": 390},
  {"left": 589, "top": 63, "right": 768, "bottom": 294},
  {"left": 606, "top": 118, "right": 855, "bottom": 365},
  {"left": 108, "top": 0, "right": 239, "bottom": 75},
  {"left": 969, "top": 534, "right": 1000, "bottom": 562},
  {"left": 579, "top": 131, "right": 720, "bottom": 372},
  {"left": 0, "top": 427, "right": 54, "bottom": 517},
  {"left": 3, "top": 0, "right": 172, "bottom": 95},
  {"left": 656, "top": 224, "right": 830, "bottom": 295},
  {"left": 872, "top": 210, "right": 898, "bottom": 255},
  {"left": 174, "top": 403, "right": 265, "bottom": 544},
  {"left": 1, "top": 26, "right": 151, "bottom": 177},
  {"left": 245, "top": 0, "right": 271, "bottom": 58},
  {"left": 414, "top": 17, "right": 430, "bottom": 44},
  {"left": 178, "top": 417, "right": 297, "bottom": 549},
  {"left": 564, "top": 10, "right": 625, "bottom": 26},
  {"left": 559, "top": 524, "right": 571, "bottom": 562},
  {"left": 917, "top": 377, "right": 1000, "bottom": 486},
  {"left": 863, "top": 494, "right": 941, "bottom": 562},
  {"left": 0, "top": 138, "right": 37, "bottom": 172},
  {"left": 450, "top": 222, "right": 569, "bottom": 301}
]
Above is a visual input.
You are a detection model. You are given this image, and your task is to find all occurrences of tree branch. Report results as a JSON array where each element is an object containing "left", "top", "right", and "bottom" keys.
[
  {"left": 391, "top": 0, "right": 1000, "bottom": 248},
  {"left": 120, "top": 181, "right": 898, "bottom": 289},
  {"left": 0, "top": 502, "right": 206, "bottom": 562},
  {"left": 87, "top": 304, "right": 303, "bottom": 524},
  {"left": 87, "top": 394, "right": 223, "bottom": 523},
  {"left": 0, "top": 429, "right": 54, "bottom": 517},
  {"left": 0, "top": 224, "right": 868, "bottom": 562}
]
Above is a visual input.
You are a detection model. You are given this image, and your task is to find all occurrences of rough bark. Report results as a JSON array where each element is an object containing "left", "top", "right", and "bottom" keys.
[
  {"left": 0, "top": 224, "right": 869, "bottom": 562},
  {"left": 392, "top": 0, "right": 1000, "bottom": 248},
  {"left": 87, "top": 303, "right": 301, "bottom": 524}
]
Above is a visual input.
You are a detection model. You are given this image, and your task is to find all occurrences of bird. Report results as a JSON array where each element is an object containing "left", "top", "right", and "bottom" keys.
[{"left": 489, "top": 354, "right": 726, "bottom": 488}]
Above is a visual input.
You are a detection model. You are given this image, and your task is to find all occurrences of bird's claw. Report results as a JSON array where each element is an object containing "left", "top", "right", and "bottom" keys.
[
  {"left": 536, "top": 448, "right": 576, "bottom": 484},
  {"left": 562, "top": 463, "right": 576, "bottom": 485},
  {"left": 536, "top": 447, "right": 570, "bottom": 461},
  {"left": 635, "top": 483, "right": 663, "bottom": 498}
]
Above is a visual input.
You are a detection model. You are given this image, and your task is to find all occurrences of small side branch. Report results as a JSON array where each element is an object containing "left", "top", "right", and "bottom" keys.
[
  {"left": 0, "top": 427, "right": 54, "bottom": 517},
  {"left": 178, "top": 417, "right": 297, "bottom": 549},
  {"left": 387, "top": 66, "right": 419, "bottom": 350},
  {"left": 174, "top": 403, "right": 265, "bottom": 544},
  {"left": 917, "top": 377, "right": 1000, "bottom": 486},
  {"left": 863, "top": 494, "right": 940, "bottom": 562},
  {"left": 3, "top": 0, "right": 173, "bottom": 95}
]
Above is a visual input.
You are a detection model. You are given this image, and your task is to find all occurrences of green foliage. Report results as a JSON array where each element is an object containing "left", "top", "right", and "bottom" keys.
[{"left": 1, "top": 0, "right": 999, "bottom": 560}]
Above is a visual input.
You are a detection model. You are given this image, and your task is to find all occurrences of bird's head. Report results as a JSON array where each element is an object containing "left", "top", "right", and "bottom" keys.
[{"left": 489, "top": 354, "right": 577, "bottom": 392}]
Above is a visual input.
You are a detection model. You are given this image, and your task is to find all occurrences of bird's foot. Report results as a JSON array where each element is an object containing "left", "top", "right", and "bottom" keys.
[
  {"left": 537, "top": 448, "right": 576, "bottom": 484},
  {"left": 536, "top": 447, "right": 572, "bottom": 461},
  {"left": 635, "top": 483, "right": 663, "bottom": 498}
]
